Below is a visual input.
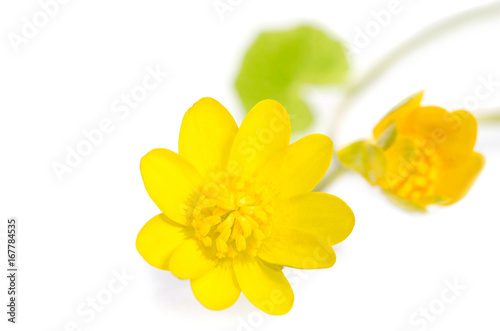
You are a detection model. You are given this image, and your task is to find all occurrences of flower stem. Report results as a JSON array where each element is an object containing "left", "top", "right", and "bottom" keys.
[
  {"left": 314, "top": 165, "right": 346, "bottom": 192},
  {"left": 476, "top": 113, "right": 500, "bottom": 124},
  {"left": 329, "top": 2, "right": 500, "bottom": 139},
  {"left": 318, "top": 2, "right": 500, "bottom": 191}
]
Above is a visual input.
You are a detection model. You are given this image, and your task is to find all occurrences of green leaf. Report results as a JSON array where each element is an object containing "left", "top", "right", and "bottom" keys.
[
  {"left": 338, "top": 141, "right": 386, "bottom": 184},
  {"left": 235, "top": 25, "right": 349, "bottom": 132}
]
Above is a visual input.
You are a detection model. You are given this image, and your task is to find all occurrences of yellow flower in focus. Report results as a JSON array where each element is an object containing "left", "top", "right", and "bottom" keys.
[
  {"left": 339, "top": 91, "right": 485, "bottom": 211},
  {"left": 136, "top": 98, "right": 355, "bottom": 315}
]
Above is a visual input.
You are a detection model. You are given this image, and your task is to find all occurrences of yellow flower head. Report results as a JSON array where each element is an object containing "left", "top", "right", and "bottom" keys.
[
  {"left": 339, "top": 91, "right": 485, "bottom": 211},
  {"left": 136, "top": 98, "right": 355, "bottom": 315}
]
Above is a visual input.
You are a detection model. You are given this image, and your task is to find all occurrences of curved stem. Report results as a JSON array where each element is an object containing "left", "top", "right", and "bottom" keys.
[
  {"left": 314, "top": 166, "right": 346, "bottom": 192},
  {"left": 318, "top": 2, "right": 500, "bottom": 191},
  {"left": 329, "top": 1, "right": 500, "bottom": 139},
  {"left": 476, "top": 112, "right": 500, "bottom": 124}
]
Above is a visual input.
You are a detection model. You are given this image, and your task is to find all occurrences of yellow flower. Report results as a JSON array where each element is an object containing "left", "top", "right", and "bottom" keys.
[
  {"left": 339, "top": 91, "right": 485, "bottom": 211},
  {"left": 136, "top": 98, "right": 355, "bottom": 315}
]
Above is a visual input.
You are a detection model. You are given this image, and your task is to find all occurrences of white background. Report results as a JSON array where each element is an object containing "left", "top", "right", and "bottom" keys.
[{"left": 1, "top": 0, "right": 500, "bottom": 330}]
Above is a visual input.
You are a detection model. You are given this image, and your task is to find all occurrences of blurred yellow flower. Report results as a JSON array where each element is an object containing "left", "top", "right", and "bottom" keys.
[
  {"left": 339, "top": 91, "right": 485, "bottom": 211},
  {"left": 136, "top": 97, "right": 355, "bottom": 315}
]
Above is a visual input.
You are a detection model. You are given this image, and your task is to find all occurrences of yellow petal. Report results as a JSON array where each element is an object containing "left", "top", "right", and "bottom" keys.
[
  {"left": 404, "top": 107, "right": 478, "bottom": 162},
  {"left": 179, "top": 97, "right": 238, "bottom": 177},
  {"left": 136, "top": 214, "right": 194, "bottom": 270},
  {"left": 233, "top": 254, "right": 294, "bottom": 315},
  {"left": 228, "top": 100, "right": 291, "bottom": 179},
  {"left": 435, "top": 152, "right": 485, "bottom": 205},
  {"left": 140, "top": 148, "right": 202, "bottom": 225},
  {"left": 258, "top": 227, "right": 336, "bottom": 269},
  {"left": 191, "top": 259, "right": 240, "bottom": 310},
  {"left": 273, "top": 192, "right": 355, "bottom": 246},
  {"left": 168, "top": 238, "right": 217, "bottom": 279},
  {"left": 373, "top": 91, "right": 423, "bottom": 138},
  {"left": 257, "top": 134, "right": 333, "bottom": 198}
]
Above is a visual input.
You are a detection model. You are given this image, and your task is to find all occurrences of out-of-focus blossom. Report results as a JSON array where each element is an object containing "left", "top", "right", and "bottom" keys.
[{"left": 339, "top": 92, "right": 485, "bottom": 211}]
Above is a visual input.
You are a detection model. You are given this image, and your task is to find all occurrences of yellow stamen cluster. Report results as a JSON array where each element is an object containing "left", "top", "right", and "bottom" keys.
[
  {"left": 191, "top": 176, "right": 273, "bottom": 259},
  {"left": 389, "top": 141, "right": 441, "bottom": 203}
]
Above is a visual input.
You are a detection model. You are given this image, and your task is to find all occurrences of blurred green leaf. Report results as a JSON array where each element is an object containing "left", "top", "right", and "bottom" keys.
[
  {"left": 235, "top": 25, "right": 349, "bottom": 132},
  {"left": 338, "top": 141, "right": 386, "bottom": 184}
]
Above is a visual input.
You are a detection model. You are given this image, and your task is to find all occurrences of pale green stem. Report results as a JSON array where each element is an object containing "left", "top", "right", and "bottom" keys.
[
  {"left": 476, "top": 113, "right": 500, "bottom": 124},
  {"left": 314, "top": 166, "right": 346, "bottom": 192},
  {"left": 330, "top": 2, "right": 500, "bottom": 138},
  {"left": 317, "top": 2, "right": 500, "bottom": 191}
]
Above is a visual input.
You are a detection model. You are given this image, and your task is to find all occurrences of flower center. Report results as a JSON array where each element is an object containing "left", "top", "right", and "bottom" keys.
[
  {"left": 191, "top": 175, "right": 273, "bottom": 259},
  {"left": 390, "top": 140, "right": 441, "bottom": 202}
]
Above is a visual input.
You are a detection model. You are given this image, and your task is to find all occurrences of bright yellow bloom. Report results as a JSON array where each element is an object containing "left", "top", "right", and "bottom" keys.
[
  {"left": 339, "top": 91, "right": 485, "bottom": 211},
  {"left": 136, "top": 98, "right": 355, "bottom": 315}
]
